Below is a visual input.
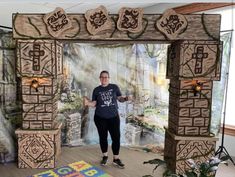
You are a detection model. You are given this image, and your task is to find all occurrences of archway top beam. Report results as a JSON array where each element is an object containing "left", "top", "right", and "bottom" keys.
[{"left": 13, "top": 13, "right": 221, "bottom": 41}]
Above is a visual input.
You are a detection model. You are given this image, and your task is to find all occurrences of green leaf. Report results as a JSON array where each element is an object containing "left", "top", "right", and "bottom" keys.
[
  {"left": 199, "top": 174, "right": 208, "bottom": 177},
  {"left": 163, "top": 169, "right": 177, "bottom": 177},
  {"left": 199, "top": 162, "right": 210, "bottom": 173},
  {"left": 220, "top": 155, "right": 230, "bottom": 162},
  {"left": 143, "top": 158, "right": 166, "bottom": 165},
  {"left": 185, "top": 171, "right": 197, "bottom": 177}
]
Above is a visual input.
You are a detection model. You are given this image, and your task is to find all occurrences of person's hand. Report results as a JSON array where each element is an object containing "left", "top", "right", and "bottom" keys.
[
  {"left": 126, "top": 95, "right": 133, "bottom": 102},
  {"left": 83, "top": 96, "right": 89, "bottom": 107}
]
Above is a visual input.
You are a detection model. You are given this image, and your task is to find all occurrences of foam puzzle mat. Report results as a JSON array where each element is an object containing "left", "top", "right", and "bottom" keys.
[{"left": 29, "top": 161, "right": 112, "bottom": 177}]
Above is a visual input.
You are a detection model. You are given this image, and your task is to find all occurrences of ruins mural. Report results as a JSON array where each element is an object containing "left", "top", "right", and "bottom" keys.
[
  {"left": 58, "top": 34, "right": 231, "bottom": 150},
  {"left": 59, "top": 43, "right": 169, "bottom": 152},
  {"left": 0, "top": 30, "right": 17, "bottom": 163}
]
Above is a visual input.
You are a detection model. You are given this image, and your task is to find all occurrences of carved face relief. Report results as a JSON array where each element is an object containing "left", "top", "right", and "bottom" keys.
[
  {"left": 85, "top": 6, "right": 112, "bottom": 35},
  {"left": 156, "top": 9, "right": 187, "bottom": 40},
  {"left": 117, "top": 7, "right": 143, "bottom": 33},
  {"left": 43, "top": 7, "right": 72, "bottom": 38}
]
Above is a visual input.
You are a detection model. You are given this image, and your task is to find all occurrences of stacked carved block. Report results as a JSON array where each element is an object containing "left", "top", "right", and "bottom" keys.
[
  {"left": 168, "top": 80, "right": 212, "bottom": 136},
  {"left": 16, "top": 123, "right": 62, "bottom": 168},
  {"left": 164, "top": 130, "right": 218, "bottom": 174},
  {"left": 22, "top": 77, "right": 59, "bottom": 129},
  {"left": 16, "top": 40, "right": 63, "bottom": 168},
  {"left": 164, "top": 40, "right": 222, "bottom": 174}
]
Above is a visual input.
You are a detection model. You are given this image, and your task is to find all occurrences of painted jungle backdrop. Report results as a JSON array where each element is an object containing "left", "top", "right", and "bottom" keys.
[
  {"left": 59, "top": 43, "right": 169, "bottom": 151},
  {"left": 0, "top": 29, "right": 232, "bottom": 163}
]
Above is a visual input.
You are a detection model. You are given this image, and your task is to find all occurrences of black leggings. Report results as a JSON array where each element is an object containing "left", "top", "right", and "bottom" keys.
[{"left": 94, "top": 115, "right": 120, "bottom": 155}]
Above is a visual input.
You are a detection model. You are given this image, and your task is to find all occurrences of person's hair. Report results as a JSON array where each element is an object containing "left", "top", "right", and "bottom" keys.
[{"left": 99, "top": 70, "right": 109, "bottom": 78}]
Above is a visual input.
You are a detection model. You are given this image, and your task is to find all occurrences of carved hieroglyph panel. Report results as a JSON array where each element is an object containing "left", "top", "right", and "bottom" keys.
[
  {"left": 180, "top": 41, "right": 221, "bottom": 80},
  {"left": 16, "top": 125, "right": 61, "bottom": 168},
  {"left": 166, "top": 41, "right": 221, "bottom": 80},
  {"left": 156, "top": 9, "right": 188, "bottom": 40},
  {"left": 175, "top": 140, "right": 215, "bottom": 174},
  {"left": 164, "top": 131, "right": 216, "bottom": 174},
  {"left": 85, "top": 5, "right": 112, "bottom": 35},
  {"left": 43, "top": 7, "right": 72, "bottom": 38},
  {"left": 117, "top": 7, "right": 143, "bottom": 33},
  {"left": 17, "top": 133, "right": 55, "bottom": 168},
  {"left": 17, "top": 40, "right": 63, "bottom": 77}
]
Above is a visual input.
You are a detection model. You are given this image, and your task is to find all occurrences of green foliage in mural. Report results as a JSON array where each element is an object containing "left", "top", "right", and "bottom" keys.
[{"left": 59, "top": 93, "right": 83, "bottom": 113}]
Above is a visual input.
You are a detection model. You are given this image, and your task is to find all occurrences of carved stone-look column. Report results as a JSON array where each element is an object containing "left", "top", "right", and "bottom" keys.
[
  {"left": 164, "top": 40, "right": 222, "bottom": 174},
  {"left": 15, "top": 39, "right": 63, "bottom": 168}
]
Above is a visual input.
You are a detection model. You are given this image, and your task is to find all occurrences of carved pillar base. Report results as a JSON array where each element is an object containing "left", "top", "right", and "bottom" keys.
[
  {"left": 164, "top": 129, "right": 218, "bottom": 174},
  {"left": 15, "top": 123, "right": 62, "bottom": 168}
]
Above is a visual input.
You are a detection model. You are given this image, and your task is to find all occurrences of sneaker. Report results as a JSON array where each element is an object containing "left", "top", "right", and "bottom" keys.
[
  {"left": 113, "top": 158, "right": 125, "bottom": 169},
  {"left": 100, "top": 156, "right": 108, "bottom": 166}
]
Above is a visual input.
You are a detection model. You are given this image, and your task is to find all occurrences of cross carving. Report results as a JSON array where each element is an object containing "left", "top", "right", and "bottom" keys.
[
  {"left": 29, "top": 44, "right": 45, "bottom": 71},
  {"left": 192, "top": 46, "right": 208, "bottom": 74}
]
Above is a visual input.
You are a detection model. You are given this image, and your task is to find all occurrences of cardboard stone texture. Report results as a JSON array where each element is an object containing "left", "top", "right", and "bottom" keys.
[
  {"left": 22, "top": 101, "right": 57, "bottom": 129},
  {"left": 13, "top": 13, "right": 221, "bottom": 41},
  {"left": 43, "top": 7, "right": 72, "bottom": 38},
  {"left": 21, "top": 77, "right": 60, "bottom": 129},
  {"left": 166, "top": 40, "right": 222, "bottom": 80},
  {"left": 85, "top": 5, "right": 112, "bottom": 35},
  {"left": 156, "top": 9, "right": 188, "bottom": 40},
  {"left": 17, "top": 40, "right": 63, "bottom": 77},
  {"left": 168, "top": 105, "right": 211, "bottom": 136},
  {"left": 16, "top": 123, "right": 62, "bottom": 168},
  {"left": 22, "top": 77, "right": 56, "bottom": 95},
  {"left": 22, "top": 119, "right": 55, "bottom": 130},
  {"left": 168, "top": 79, "right": 212, "bottom": 136},
  {"left": 117, "top": 7, "right": 143, "bottom": 33},
  {"left": 164, "top": 130, "right": 216, "bottom": 174},
  {"left": 169, "top": 80, "right": 213, "bottom": 99}
]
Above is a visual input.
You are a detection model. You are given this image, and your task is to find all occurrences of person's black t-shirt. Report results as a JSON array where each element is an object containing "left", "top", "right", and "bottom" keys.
[{"left": 92, "top": 84, "right": 122, "bottom": 118}]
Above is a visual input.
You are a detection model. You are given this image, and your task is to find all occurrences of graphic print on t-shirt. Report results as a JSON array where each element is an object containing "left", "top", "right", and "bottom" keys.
[{"left": 100, "top": 89, "right": 115, "bottom": 107}]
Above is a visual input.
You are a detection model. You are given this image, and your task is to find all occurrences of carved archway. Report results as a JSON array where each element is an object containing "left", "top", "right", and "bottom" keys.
[{"left": 14, "top": 7, "right": 221, "bottom": 174}]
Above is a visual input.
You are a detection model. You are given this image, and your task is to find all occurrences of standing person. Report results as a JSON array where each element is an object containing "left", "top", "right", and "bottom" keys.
[{"left": 84, "top": 70, "right": 130, "bottom": 168}]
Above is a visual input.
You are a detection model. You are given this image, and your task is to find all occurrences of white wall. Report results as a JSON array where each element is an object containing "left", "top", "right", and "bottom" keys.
[
  {"left": 143, "top": 3, "right": 186, "bottom": 13},
  {"left": 216, "top": 134, "right": 235, "bottom": 157},
  {"left": 205, "top": 6, "right": 235, "bottom": 126},
  {"left": 204, "top": 6, "right": 235, "bottom": 157}
]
